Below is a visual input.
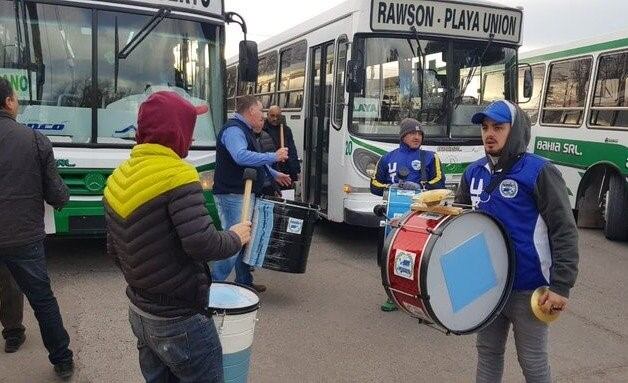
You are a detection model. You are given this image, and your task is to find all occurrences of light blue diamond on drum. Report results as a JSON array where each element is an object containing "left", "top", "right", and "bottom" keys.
[{"left": 440, "top": 233, "right": 498, "bottom": 313}]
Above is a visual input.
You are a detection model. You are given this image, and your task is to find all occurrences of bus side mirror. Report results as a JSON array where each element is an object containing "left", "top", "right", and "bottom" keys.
[
  {"left": 523, "top": 67, "right": 533, "bottom": 99},
  {"left": 346, "top": 59, "right": 364, "bottom": 93},
  {"left": 238, "top": 40, "right": 258, "bottom": 83}
]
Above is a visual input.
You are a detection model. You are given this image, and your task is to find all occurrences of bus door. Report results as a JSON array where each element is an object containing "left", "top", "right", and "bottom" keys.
[{"left": 304, "top": 41, "right": 334, "bottom": 212}]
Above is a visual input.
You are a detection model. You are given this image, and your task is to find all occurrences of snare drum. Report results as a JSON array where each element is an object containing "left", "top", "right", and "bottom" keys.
[
  {"left": 208, "top": 282, "right": 260, "bottom": 383},
  {"left": 381, "top": 210, "right": 514, "bottom": 334},
  {"left": 243, "top": 196, "right": 319, "bottom": 273}
]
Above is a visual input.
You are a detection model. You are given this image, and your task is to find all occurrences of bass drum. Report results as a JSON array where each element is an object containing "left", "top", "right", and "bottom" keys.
[{"left": 381, "top": 210, "right": 515, "bottom": 335}]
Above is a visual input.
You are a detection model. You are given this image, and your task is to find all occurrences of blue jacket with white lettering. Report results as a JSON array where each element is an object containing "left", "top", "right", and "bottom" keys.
[
  {"left": 455, "top": 102, "right": 579, "bottom": 297},
  {"left": 370, "top": 142, "right": 445, "bottom": 196}
]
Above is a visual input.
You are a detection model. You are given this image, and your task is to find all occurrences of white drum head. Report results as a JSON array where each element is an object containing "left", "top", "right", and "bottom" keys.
[
  {"left": 208, "top": 282, "right": 260, "bottom": 315},
  {"left": 423, "top": 211, "right": 512, "bottom": 334}
]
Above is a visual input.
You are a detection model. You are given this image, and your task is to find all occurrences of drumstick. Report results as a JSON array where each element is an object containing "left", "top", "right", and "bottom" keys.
[
  {"left": 241, "top": 168, "right": 257, "bottom": 223},
  {"left": 280, "top": 123, "right": 285, "bottom": 149}
]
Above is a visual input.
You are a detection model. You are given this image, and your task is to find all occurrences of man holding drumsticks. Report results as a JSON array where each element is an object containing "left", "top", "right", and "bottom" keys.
[
  {"left": 455, "top": 100, "right": 579, "bottom": 383},
  {"left": 212, "top": 96, "right": 292, "bottom": 292}
]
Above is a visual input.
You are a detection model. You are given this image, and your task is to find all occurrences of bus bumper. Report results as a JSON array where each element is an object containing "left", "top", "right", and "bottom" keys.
[{"left": 343, "top": 193, "right": 382, "bottom": 227}]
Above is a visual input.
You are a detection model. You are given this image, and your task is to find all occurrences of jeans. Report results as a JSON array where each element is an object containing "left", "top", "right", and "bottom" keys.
[
  {"left": 0, "top": 262, "right": 25, "bottom": 340},
  {"left": 210, "top": 194, "right": 255, "bottom": 286},
  {"left": 0, "top": 241, "right": 73, "bottom": 365},
  {"left": 476, "top": 291, "right": 550, "bottom": 383},
  {"left": 128, "top": 308, "right": 223, "bottom": 383}
]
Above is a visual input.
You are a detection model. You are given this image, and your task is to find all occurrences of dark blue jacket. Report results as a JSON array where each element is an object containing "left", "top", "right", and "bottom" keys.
[
  {"left": 370, "top": 143, "right": 445, "bottom": 196},
  {"left": 214, "top": 118, "right": 266, "bottom": 195}
]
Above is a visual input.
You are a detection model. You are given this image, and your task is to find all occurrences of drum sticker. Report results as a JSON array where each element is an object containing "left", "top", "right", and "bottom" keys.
[
  {"left": 499, "top": 179, "right": 518, "bottom": 198},
  {"left": 287, "top": 217, "right": 304, "bottom": 234},
  {"left": 419, "top": 212, "right": 443, "bottom": 221},
  {"left": 439, "top": 233, "right": 497, "bottom": 313},
  {"left": 394, "top": 249, "right": 416, "bottom": 280}
]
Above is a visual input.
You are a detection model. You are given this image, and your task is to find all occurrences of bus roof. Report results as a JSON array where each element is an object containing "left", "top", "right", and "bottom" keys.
[
  {"left": 520, "top": 29, "right": 628, "bottom": 64},
  {"left": 228, "top": 0, "right": 522, "bottom": 63},
  {"left": 82, "top": 0, "right": 223, "bottom": 18}
]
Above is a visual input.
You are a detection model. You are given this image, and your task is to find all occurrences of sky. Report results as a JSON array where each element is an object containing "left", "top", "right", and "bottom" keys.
[{"left": 224, "top": 0, "right": 628, "bottom": 58}]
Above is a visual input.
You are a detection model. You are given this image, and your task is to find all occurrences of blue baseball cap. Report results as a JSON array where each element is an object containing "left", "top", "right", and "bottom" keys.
[{"left": 471, "top": 100, "right": 514, "bottom": 124}]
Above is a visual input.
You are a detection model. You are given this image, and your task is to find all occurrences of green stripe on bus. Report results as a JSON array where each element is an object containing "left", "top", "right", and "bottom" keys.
[
  {"left": 53, "top": 200, "right": 104, "bottom": 234},
  {"left": 533, "top": 137, "right": 628, "bottom": 175},
  {"left": 521, "top": 37, "right": 628, "bottom": 64},
  {"left": 350, "top": 136, "right": 388, "bottom": 156}
]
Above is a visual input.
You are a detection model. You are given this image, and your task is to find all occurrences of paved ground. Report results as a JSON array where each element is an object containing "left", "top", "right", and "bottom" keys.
[{"left": 0, "top": 223, "right": 626, "bottom": 382}]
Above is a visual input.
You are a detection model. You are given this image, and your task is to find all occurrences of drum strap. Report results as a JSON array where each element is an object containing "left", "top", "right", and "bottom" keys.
[
  {"left": 484, "top": 154, "right": 523, "bottom": 195},
  {"left": 420, "top": 150, "right": 427, "bottom": 187}
]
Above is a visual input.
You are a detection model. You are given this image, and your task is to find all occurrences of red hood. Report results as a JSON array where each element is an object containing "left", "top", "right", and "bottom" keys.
[{"left": 136, "top": 91, "right": 207, "bottom": 158}]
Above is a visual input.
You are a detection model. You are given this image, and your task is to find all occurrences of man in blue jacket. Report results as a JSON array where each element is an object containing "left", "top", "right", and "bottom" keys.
[
  {"left": 370, "top": 118, "right": 445, "bottom": 196},
  {"left": 212, "top": 95, "right": 292, "bottom": 292},
  {"left": 455, "top": 100, "right": 579, "bottom": 383},
  {"left": 371, "top": 118, "right": 445, "bottom": 311}
]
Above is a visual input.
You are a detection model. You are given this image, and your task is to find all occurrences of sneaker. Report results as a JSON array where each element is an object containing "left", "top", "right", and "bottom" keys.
[
  {"left": 54, "top": 360, "right": 74, "bottom": 380},
  {"left": 380, "top": 299, "right": 398, "bottom": 312},
  {"left": 4, "top": 334, "right": 25, "bottom": 353},
  {"left": 251, "top": 283, "right": 267, "bottom": 293}
]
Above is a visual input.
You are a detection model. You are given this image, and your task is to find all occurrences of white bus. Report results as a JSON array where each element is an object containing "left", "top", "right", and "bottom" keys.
[
  {"left": 518, "top": 31, "right": 628, "bottom": 241},
  {"left": 0, "top": 0, "right": 255, "bottom": 235},
  {"left": 226, "top": 0, "right": 524, "bottom": 226}
]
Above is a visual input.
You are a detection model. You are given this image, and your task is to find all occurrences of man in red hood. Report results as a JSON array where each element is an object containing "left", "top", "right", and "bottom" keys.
[{"left": 104, "top": 91, "right": 251, "bottom": 382}]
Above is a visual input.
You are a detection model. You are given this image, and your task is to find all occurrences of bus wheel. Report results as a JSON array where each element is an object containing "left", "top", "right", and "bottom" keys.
[{"left": 603, "top": 173, "right": 628, "bottom": 241}]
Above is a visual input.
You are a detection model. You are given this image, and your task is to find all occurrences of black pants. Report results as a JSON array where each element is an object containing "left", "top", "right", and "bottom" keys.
[{"left": 0, "top": 262, "right": 25, "bottom": 340}]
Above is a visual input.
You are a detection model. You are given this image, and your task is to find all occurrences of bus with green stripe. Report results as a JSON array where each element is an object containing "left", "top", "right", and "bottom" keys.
[
  {"left": 1, "top": 0, "right": 255, "bottom": 235},
  {"left": 227, "top": 0, "right": 524, "bottom": 226},
  {"left": 518, "top": 30, "right": 628, "bottom": 241}
]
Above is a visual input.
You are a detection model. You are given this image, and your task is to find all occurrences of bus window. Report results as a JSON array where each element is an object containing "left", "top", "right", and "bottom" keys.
[
  {"left": 482, "top": 71, "right": 505, "bottom": 103},
  {"left": 278, "top": 40, "right": 306, "bottom": 110},
  {"left": 590, "top": 50, "right": 628, "bottom": 128},
  {"left": 542, "top": 57, "right": 592, "bottom": 126},
  {"left": 18, "top": 3, "right": 92, "bottom": 144},
  {"left": 0, "top": 2, "right": 20, "bottom": 68},
  {"left": 226, "top": 65, "right": 237, "bottom": 112},
  {"left": 255, "top": 51, "right": 277, "bottom": 109},
  {"left": 333, "top": 35, "right": 348, "bottom": 129},
  {"left": 518, "top": 64, "right": 545, "bottom": 124},
  {"left": 96, "top": 10, "right": 221, "bottom": 146}
]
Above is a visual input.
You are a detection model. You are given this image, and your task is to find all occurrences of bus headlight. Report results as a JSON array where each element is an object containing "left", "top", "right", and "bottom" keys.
[
  {"left": 199, "top": 170, "right": 214, "bottom": 191},
  {"left": 353, "top": 148, "right": 380, "bottom": 179}
]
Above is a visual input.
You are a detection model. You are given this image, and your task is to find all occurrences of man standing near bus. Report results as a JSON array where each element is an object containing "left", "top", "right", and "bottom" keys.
[
  {"left": 370, "top": 118, "right": 445, "bottom": 311},
  {"left": 264, "top": 105, "right": 301, "bottom": 185},
  {"left": 455, "top": 100, "right": 579, "bottom": 383},
  {"left": 104, "top": 91, "right": 250, "bottom": 382},
  {"left": 212, "top": 95, "right": 292, "bottom": 292},
  {"left": 0, "top": 78, "right": 74, "bottom": 378}
]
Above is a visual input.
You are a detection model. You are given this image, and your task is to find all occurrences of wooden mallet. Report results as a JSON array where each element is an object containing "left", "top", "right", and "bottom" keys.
[
  {"left": 241, "top": 168, "right": 257, "bottom": 223},
  {"left": 280, "top": 123, "right": 285, "bottom": 152}
]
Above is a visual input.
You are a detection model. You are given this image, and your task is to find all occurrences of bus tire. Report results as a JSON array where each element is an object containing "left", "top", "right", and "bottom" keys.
[{"left": 604, "top": 173, "right": 628, "bottom": 241}]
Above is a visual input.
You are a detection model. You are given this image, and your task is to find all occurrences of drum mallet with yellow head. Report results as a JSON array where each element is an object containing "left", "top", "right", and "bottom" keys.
[{"left": 241, "top": 168, "right": 258, "bottom": 223}]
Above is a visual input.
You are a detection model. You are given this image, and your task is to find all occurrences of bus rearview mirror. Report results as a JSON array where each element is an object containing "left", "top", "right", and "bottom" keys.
[
  {"left": 238, "top": 40, "right": 258, "bottom": 83},
  {"left": 523, "top": 68, "right": 533, "bottom": 99}
]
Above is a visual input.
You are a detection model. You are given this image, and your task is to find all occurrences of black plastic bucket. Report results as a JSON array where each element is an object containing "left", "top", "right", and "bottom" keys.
[{"left": 259, "top": 197, "right": 319, "bottom": 273}]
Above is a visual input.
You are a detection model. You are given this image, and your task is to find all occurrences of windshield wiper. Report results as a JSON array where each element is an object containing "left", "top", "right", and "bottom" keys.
[
  {"left": 453, "top": 33, "right": 494, "bottom": 111},
  {"left": 114, "top": 8, "right": 170, "bottom": 93}
]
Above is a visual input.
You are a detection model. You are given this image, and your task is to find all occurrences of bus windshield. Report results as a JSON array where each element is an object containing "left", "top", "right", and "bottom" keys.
[
  {"left": 349, "top": 36, "right": 517, "bottom": 143},
  {"left": 0, "top": 1, "right": 221, "bottom": 146}
]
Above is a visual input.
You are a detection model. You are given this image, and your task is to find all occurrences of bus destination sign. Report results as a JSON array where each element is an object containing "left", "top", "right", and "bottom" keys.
[
  {"left": 370, "top": 0, "right": 522, "bottom": 44},
  {"left": 116, "top": 0, "right": 222, "bottom": 17}
]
